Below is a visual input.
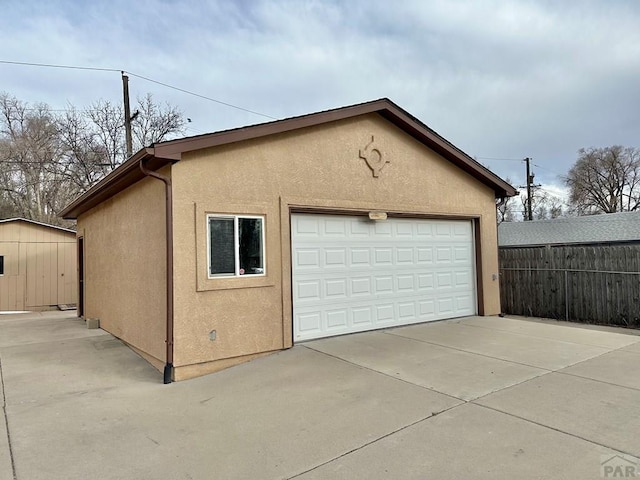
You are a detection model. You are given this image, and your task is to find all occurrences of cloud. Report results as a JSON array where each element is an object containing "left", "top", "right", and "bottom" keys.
[{"left": 1, "top": 0, "right": 638, "bottom": 191}]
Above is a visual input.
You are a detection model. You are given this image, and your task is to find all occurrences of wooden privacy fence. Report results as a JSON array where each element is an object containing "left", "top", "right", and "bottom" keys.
[
  {"left": 500, "top": 267, "right": 640, "bottom": 327},
  {"left": 499, "top": 244, "right": 640, "bottom": 328}
]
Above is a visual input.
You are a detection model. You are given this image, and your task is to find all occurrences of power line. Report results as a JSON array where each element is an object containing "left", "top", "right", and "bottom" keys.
[
  {"left": 0, "top": 60, "right": 119, "bottom": 73},
  {"left": 532, "top": 163, "right": 567, "bottom": 178},
  {"left": 0, "top": 59, "right": 276, "bottom": 120},
  {"left": 126, "top": 72, "right": 277, "bottom": 120},
  {"left": 475, "top": 156, "right": 523, "bottom": 162}
]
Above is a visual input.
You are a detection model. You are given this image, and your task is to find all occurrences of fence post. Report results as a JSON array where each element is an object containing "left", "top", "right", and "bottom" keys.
[{"left": 564, "top": 270, "right": 569, "bottom": 321}]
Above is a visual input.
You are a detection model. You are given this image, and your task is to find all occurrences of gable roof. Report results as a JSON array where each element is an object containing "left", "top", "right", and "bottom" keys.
[
  {"left": 498, "top": 211, "right": 640, "bottom": 247},
  {"left": 60, "top": 98, "right": 517, "bottom": 219},
  {"left": 0, "top": 217, "right": 76, "bottom": 234}
]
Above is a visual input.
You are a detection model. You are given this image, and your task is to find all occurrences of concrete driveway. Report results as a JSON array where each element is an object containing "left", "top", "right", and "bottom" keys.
[{"left": 1, "top": 312, "right": 640, "bottom": 479}]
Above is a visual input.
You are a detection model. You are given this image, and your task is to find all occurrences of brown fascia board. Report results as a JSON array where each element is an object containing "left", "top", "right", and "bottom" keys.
[
  {"left": 375, "top": 104, "right": 517, "bottom": 198},
  {"left": 153, "top": 98, "right": 517, "bottom": 198},
  {"left": 59, "top": 98, "right": 516, "bottom": 219},
  {"left": 59, "top": 148, "right": 173, "bottom": 219}
]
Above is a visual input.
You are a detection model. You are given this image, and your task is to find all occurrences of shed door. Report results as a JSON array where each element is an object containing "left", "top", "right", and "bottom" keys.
[{"left": 291, "top": 213, "right": 476, "bottom": 341}]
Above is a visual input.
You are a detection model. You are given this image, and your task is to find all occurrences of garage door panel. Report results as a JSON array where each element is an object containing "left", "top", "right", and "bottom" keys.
[
  {"left": 417, "top": 247, "right": 433, "bottom": 263},
  {"left": 294, "top": 217, "right": 320, "bottom": 235},
  {"left": 417, "top": 273, "right": 435, "bottom": 290},
  {"left": 374, "top": 222, "right": 392, "bottom": 235},
  {"left": 292, "top": 214, "right": 476, "bottom": 341},
  {"left": 350, "top": 248, "right": 371, "bottom": 266},
  {"left": 296, "top": 280, "right": 321, "bottom": 301},
  {"left": 324, "top": 219, "right": 347, "bottom": 236},
  {"left": 324, "top": 248, "right": 347, "bottom": 267},
  {"left": 296, "top": 249, "right": 321, "bottom": 268},
  {"left": 350, "top": 277, "right": 372, "bottom": 296},
  {"left": 375, "top": 304, "right": 395, "bottom": 323},
  {"left": 396, "top": 248, "right": 414, "bottom": 263},
  {"left": 417, "top": 223, "right": 435, "bottom": 236},
  {"left": 454, "top": 246, "right": 471, "bottom": 263},
  {"left": 325, "top": 279, "right": 348, "bottom": 298},
  {"left": 373, "top": 248, "right": 393, "bottom": 264}
]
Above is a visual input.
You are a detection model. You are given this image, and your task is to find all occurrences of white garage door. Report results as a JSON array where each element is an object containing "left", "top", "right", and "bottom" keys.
[{"left": 292, "top": 213, "right": 476, "bottom": 341}]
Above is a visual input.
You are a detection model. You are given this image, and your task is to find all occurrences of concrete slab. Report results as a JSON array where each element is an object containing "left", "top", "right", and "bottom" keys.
[
  {"left": 0, "top": 312, "right": 105, "bottom": 348},
  {"left": 621, "top": 342, "right": 640, "bottom": 355},
  {"left": 3, "top": 312, "right": 640, "bottom": 479},
  {"left": 0, "top": 363, "right": 14, "bottom": 480},
  {"left": 0, "top": 409, "right": 13, "bottom": 480},
  {"left": 475, "top": 372, "right": 640, "bottom": 457},
  {"left": 560, "top": 350, "right": 640, "bottom": 390},
  {"left": 297, "top": 403, "right": 619, "bottom": 480},
  {"left": 7, "top": 347, "right": 461, "bottom": 480},
  {"left": 306, "top": 331, "right": 547, "bottom": 401},
  {"left": 460, "top": 316, "right": 640, "bottom": 349},
  {"left": 1, "top": 336, "right": 160, "bottom": 405},
  {"left": 388, "top": 322, "right": 612, "bottom": 370}
]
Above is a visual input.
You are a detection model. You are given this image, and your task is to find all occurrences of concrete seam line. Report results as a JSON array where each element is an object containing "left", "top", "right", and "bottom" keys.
[
  {"left": 0, "top": 358, "right": 17, "bottom": 480},
  {"left": 467, "top": 370, "right": 554, "bottom": 403},
  {"left": 301, "top": 344, "right": 463, "bottom": 402},
  {"left": 381, "top": 330, "right": 553, "bottom": 371},
  {"left": 285, "top": 402, "right": 464, "bottom": 479},
  {"left": 554, "top": 370, "right": 640, "bottom": 393},
  {"left": 456, "top": 321, "right": 637, "bottom": 349},
  {"left": 472, "top": 402, "right": 638, "bottom": 459}
]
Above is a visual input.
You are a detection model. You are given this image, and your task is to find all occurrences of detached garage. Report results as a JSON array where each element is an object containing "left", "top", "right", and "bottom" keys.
[{"left": 60, "top": 98, "right": 516, "bottom": 382}]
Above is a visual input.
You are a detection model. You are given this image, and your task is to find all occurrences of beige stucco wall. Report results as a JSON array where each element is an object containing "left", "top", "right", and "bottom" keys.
[
  {"left": 0, "top": 221, "right": 76, "bottom": 311},
  {"left": 171, "top": 113, "right": 501, "bottom": 375},
  {"left": 77, "top": 174, "right": 167, "bottom": 365}
]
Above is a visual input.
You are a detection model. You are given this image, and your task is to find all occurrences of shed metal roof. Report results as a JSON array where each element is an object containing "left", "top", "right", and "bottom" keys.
[
  {"left": 498, "top": 211, "right": 640, "bottom": 247},
  {"left": 60, "top": 98, "right": 517, "bottom": 219},
  {"left": 0, "top": 217, "right": 76, "bottom": 234}
]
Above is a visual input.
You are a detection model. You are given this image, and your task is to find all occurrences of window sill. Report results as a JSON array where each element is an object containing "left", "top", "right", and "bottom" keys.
[{"left": 196, "top": 275, "right": 275, "bottom": 292}]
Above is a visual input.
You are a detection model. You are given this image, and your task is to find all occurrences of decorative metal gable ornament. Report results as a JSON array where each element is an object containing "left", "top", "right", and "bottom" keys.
[{"left": 359, "top": 135, "right": 389, "bottom": 178}]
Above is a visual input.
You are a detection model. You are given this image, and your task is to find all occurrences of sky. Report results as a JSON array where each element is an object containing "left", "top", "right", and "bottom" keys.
[{"left": 1, "top": 0, "right": 639, "bottom": 202}]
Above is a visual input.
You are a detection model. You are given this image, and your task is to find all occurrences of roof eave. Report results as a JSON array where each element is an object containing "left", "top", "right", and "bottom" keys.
[
  {"left": 0, "top": 217, "right": 76, "bottom": 234},
  {"left": 375, "top": 104, "right": 517, "bottom": 198},
  {"left": 152, "top": 98, "right": 516, "bottom": 198},
  {"left": 59, "top": 98, "right": 517, "bottom": 219},
  {"left": 59, "top": 148, "right": 171, "bottom": 219}
]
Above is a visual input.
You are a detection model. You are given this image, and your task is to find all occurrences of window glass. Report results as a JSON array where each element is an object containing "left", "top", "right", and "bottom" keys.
[
  {"left": 0, "top": 255, "right": 3, "bottom": 275},
  {"left": 209, "top": 218, "right": 235, "bottom": 275},
  {"left": 207, "top": 215, "right": 265, "bottom": 278},
  {"left": 239, "top": 218, "right": 264, "bottom": 275}
]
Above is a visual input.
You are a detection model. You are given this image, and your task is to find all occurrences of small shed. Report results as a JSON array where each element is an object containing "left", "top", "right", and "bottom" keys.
[
  {"left": 498, "top": 212, "right": 640, "bottom": 326},
  {"left": 0, "top": 218, "right": 77, "bottom": 311}
]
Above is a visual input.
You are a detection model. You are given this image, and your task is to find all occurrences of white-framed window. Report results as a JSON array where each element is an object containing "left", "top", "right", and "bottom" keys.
[{"left": 207, "top": 214, "right": 265, "bottom": 278}]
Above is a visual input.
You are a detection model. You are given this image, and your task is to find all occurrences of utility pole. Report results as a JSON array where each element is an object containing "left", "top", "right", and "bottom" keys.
[
  {"left": 525, "top": 157, "right": 533, "bottom": 221},
  {"left": 122, "top": 72, "right": 133, "bottom": 158}
]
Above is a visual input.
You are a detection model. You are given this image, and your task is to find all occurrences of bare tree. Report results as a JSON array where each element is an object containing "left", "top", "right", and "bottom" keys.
[
  {"left": 0, "top": 92, "right": 186, "bottom": 225},
  {"left": 496, "top": 177, "right": 517, "bottom": 223},
  {"left": 57, "top": 105, "right": 111, "bottom": 194},
  {"left": 520, "top": 188, "right": 565, "bottom": 220},
  {"left": 515, "top": 181, "right": 566, "bottom": 221},
  {"left": 0, "top": 94, "right": 72, "bottom": 224},
  {"left": 566, "top": 146, "right": 640, "bottom": 215},
  {"left": 86, "top": 99, "right": 125, "bottom": 169},
  {"left": 132, "top": 93, "right": 185, "bottom": 149}
]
